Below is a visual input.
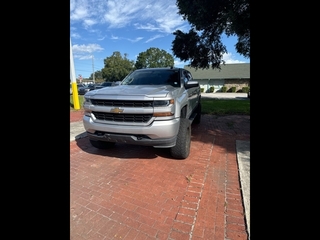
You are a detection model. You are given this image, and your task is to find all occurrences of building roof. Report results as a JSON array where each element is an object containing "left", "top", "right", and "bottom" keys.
[{"left": 184, "top": 63, "right": 250, "bottom": 79}]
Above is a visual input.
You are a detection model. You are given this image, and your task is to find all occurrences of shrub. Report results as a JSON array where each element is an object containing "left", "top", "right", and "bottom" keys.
[
  {"left": 209, "top": 86, "right": 214, "bottom": 93},
  {"left": 242, "top": 87, "right": 249, "bottom": 93},
  {"left": 231, "top": 87, "right": 236, "bottom": 92},
  {"left": 221, "top": 86, "right": 227, "bottom": 92},
  {"left": 201, "top": 88, "right": 204, "bottom": 92}
]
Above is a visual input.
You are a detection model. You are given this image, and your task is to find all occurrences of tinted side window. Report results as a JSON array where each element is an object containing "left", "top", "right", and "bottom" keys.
[
  {"left": 186, "top": 71, "right": 193, "bottom": 81},
  {"left": 182, "top": 70, "right": 191, "bottom": 84}
]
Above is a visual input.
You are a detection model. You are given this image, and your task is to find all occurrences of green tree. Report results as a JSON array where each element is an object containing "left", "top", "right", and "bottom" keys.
[
  {"left": 172, "top": 0, "right": 250, "bottom": 70},
  {"left": 135, "top": 47, "right": 174, "bottom": 69},
  {"left": 102, "top": 52, "right": 135, "bottom": 82},
  {"left": 89, "top": 70, "right": 103, "bottom": 80}
]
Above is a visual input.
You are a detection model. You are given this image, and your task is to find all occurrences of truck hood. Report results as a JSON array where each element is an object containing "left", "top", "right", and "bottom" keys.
[{"left": 86, "top": 85, "right": 177, "bottom": 99}]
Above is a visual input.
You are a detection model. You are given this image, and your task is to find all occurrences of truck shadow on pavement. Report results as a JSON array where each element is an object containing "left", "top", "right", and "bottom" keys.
[
  {"left": 74, "top": 138, "right": 173, "bottom": 159},
  {"left": 72, "top": 114, "right": 250, "bottom": 160}
]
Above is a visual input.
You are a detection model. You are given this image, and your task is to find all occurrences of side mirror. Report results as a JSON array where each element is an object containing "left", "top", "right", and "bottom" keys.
[{"left": 185, "top": 81, "right": 199, "bottom": 89}]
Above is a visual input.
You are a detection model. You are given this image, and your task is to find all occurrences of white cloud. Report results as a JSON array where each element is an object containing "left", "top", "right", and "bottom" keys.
[
  {"left": 108, "top": 35, "right": 143, "bottom": 43},
  {"left": 102, "top": 0, "right": 143, "bottom": 28},
  {"left": 222, "top": 53, "right": 247, "bottom": 64},
  {"left": 145, "top": 35, "right": 164, "bottom": 43},
  {"left": 71, "top": 32, "right": 81, "bottom": 39},
  {"left": 134, "top": 23, "right": 159, "bottom": 31},
  {"left": 71, "top": 0, "right": 188, "bottom": 33},
  {"left": 128, "top": 37, "right": 144, "bottom": 43},
  {"left": 110, "top": 35, "right": 119, "bottom": 40},
  {"left": 153, "top": 5, "right": 186, "bottom": 33},
  {"left": 73, "top": 43, "right": 104, "bottom": 53},
  {"left": 72, "top": 43, "right": 104, "bottom": 59},
  {"left": 83, "top": 19, "right": 98, "bottom": 28},
  {"left": 70, "top": 4, "right": 89, "bottom": 21},
  {"left": 73, "top": 54, "right": 93, "bottom": 60},
  {"left": 70, "top": 0, "right": 76, "bottom": 12},
  {"left": 97, "top": 35, "right": 107, "bottom": 41}
]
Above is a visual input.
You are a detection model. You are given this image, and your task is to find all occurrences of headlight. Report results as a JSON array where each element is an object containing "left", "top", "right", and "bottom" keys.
[
  {"left": 153, "top": 99, "right": 174, "bottom": 107},
  {"left": 83, "top": 98, "right": 92, "bottom": 117},
  {"left": 84, "top": 97, "right": 91, "bottom": 104},
  {"left": 153, "top": 99, "right": 175, "bottom": 117}
]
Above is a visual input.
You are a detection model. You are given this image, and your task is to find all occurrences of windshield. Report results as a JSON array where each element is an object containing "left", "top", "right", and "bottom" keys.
[{"left": 122, "top": 69, "right": 180, "bottom": 87}]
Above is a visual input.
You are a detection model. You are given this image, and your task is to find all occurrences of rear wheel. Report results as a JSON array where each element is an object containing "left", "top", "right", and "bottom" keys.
[
  {"left": 89, "top": 139, "right": 116, "bottom": 149},
  {"left": 170, "top": 118, "right": 191, "bottom": 159}
]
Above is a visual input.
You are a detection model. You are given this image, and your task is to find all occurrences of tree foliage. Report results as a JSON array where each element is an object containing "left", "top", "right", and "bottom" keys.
[
  {"left": 172, "top": 0, "right": 250, "bottom": 70},
  {"left": 89, "top": 70, "right": 103, "bottom": 80},
  {"left": 135, "top": 47, "right": 174, "bottom": 69},
  {"left": 102, "top": 52, "right": 135, "bottom": 82}
]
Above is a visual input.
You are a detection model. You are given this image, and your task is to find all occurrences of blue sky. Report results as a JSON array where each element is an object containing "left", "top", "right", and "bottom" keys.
[{"left": 70, "top": 0, "right": 250, "bottom": 79}]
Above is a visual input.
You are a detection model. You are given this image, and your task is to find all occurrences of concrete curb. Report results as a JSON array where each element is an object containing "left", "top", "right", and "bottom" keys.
[
  {"left": 70, "top": 121, "right": 87, "bottom": 142},
  {"left": 201, "top": 92, "right": 248, "bottom": 99},
  {"left": 236, "top": 140, "right": 250, "bottom": 239}
]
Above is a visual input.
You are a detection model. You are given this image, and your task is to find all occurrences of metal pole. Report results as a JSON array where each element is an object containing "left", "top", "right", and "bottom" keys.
[
  {"left": 92, "top": 55, "right": 95, "bottom": 84},
  {"left": 70, "top": 38, "right": 80, "bottom": 109}
]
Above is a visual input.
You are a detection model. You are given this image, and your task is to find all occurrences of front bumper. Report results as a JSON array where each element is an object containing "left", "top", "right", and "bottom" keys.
[{"left": 83, "top": 116, "right": 180, "bottom": 148}]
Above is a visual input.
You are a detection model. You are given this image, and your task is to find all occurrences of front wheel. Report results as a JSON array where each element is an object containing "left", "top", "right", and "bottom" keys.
[{"left": 170, "top": 118, "right": 191, "bottom": 159}]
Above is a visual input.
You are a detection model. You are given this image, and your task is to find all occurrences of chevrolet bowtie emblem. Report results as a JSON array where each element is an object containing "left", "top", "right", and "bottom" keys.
[{"left": 110, "top": 107, "right": 124, "bottom": 113}]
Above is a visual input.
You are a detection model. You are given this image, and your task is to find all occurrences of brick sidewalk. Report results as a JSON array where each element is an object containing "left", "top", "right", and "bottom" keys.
[
  {"left": 70, "top": 111, "right": 250, "bottom": 240},
  {"left": 70, "top": 109, "right": 85, "bottom": 123}
]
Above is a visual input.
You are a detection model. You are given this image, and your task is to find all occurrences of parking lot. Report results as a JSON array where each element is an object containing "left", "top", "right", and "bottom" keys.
[{"left": 70, "top": 106, "right": 250, "bottom": 239}]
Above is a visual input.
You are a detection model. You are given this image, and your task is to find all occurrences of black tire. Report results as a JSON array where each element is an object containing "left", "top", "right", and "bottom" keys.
[
  {"left": 193, "top": 102, "right": 201, "bottom": 124},
  {"left": 170, "top": 118, "right": 191, "bottom": 159},
  {"left": 89, "top": 139, "right": 116, "bottom": 149}
]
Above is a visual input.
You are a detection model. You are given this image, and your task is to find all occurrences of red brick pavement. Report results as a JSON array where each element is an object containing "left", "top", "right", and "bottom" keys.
[
  {"left": 70, "top": 109, "right": 85, "bottom": 122},
  {"left": 70, "top": 111, "right": 250, "bottom": 240}
]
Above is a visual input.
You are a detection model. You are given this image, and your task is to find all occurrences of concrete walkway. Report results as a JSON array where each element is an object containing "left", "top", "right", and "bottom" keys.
[
  {"left": 201, "top": 92, "right": 248, "bottom": 99},
  {"left": 70, "top": 121, "right": 87, "bottom": 142},
  {"left": 236, "top": 140, "right": 250, "bottom": 238}
]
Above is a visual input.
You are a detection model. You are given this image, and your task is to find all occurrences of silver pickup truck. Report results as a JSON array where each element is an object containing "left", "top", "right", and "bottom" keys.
[{"left": 82, "top": 67, "right": 201, "bottom": 159}]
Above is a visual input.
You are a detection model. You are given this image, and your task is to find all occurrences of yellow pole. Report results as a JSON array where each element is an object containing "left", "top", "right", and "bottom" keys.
[{"left": 70, "top": 38, "right": 80, "bottom": 110}]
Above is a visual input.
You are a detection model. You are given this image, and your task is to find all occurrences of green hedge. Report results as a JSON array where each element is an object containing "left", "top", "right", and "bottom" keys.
[
  {"left": 221, "top": 86, "right": 227, "bottom": 92},
  {"left": 242, "top": 87, "right": 249, "bottom": 93}
]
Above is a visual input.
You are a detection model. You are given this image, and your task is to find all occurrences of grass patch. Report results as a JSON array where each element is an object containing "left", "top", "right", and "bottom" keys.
[
  {"left": 70, "top": 95, "right": 85, "bottom": 110},
  {"left": 201, "top": 98, "right": 250, "bottom": 115},
  {"left": 70, "top": 95, "right": 250, "bottom": 115}
]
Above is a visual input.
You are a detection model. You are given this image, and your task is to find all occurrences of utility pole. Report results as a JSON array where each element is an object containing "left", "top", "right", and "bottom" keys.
[
  {"left": 70, "top": 38, "right": 80, "bottom": 110},
  {"left": 92, "top": 55, "right": 95, "bottom": 84}
]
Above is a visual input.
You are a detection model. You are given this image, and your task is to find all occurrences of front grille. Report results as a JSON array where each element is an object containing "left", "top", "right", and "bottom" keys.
[
  {"left": 92, "top": 112, "right": 152, "bottom": 123},
  {"left": 91, "top": 99, "right": 153, "bottom": 107}
]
